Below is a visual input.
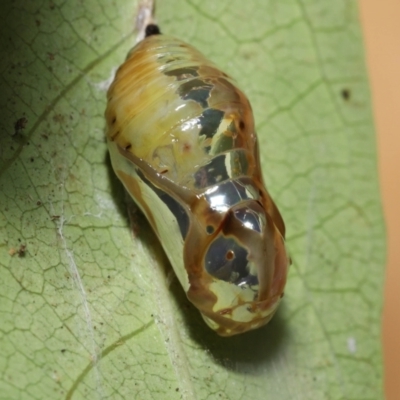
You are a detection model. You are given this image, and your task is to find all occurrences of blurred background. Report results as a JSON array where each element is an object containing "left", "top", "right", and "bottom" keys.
[{"left": 359, "top": 1, "right": 400, "bottom": 398}]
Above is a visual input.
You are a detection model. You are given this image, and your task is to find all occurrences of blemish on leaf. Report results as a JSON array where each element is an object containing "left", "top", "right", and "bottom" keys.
[
  {"left": 341, "top": 88, "right": 351, "bottom": 101},
  {"left": 53, "top": 114, "right": 65, "bottom": 123},
  {"left": 14, "top": 117, "right": 28, "bottom": 135},
  {"left": 9, "top": 243, "right": 27, "bottom": 257}
]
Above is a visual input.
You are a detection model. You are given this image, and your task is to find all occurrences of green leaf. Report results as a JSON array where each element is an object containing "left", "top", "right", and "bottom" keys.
[{"left": 0, "top": 0, "right": 385, "bottom": 399}]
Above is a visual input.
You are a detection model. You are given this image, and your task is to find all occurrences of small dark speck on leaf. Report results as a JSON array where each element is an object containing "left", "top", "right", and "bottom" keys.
[
  {"left": 14, "top": 117, "right": 28, "bottom": 135},
  {"left": 37, "top": 201, "right": 42, "bottom": 206},
  {"left": 9, "top": 244, "right": 27, "bottom": 257},
  {"left": 61, "top": 349, "right": 66, "bottom": 353},
  {"left": 48, "top": 53, "right": 55, "bottom": 61},
  {"left": 53, "top": 113, "right": 64, "bottom": 123},
  {"left": 341, "top": 88, "right": 351, "bottom": 101},
  {"left": 30, "top": 157, "right": 34, "bottom": 162}
]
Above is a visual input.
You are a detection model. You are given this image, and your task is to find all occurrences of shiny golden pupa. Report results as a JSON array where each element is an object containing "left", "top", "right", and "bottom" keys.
[{"left": 105, "top": 22, "right": 289, "bottom": 336}]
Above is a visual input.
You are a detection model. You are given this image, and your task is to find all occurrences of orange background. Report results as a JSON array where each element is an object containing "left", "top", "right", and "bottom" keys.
[{"left": 359, "top": 1, "right": 400, "bottom": 398}]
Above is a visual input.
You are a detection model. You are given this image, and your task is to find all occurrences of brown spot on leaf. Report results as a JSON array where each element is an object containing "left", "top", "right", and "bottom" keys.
[
  {"left": 9, "top": 244, "right": 27, "bottom": 257},
  {"left": 53, "top": 114, "right": 65, "bottom": 123},
  {"left": 14, "top": 117, "right": 28, "bottom": 135},
  {"left": 341, "top": 88, "right": 351, "bottom": 101}
]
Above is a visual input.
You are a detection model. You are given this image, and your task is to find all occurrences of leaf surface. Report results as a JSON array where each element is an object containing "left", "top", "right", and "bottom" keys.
[{"left": 0, "top": 0, "right": 384, "bottom": 399}]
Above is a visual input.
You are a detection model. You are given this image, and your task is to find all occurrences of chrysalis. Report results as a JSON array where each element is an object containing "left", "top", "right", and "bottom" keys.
[{"left": 105, "top": 3, "right": 289, "bottom": 336}]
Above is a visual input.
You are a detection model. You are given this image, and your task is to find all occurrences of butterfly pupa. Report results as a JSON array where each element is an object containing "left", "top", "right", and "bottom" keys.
[{"left": 105, "top": 8, "right": 289, "bottom": 336}]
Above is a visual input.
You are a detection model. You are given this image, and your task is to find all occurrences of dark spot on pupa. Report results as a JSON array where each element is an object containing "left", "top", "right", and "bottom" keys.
[
  {"left": 341, "top": 89, "right": 351, "bottom": 101},
  {"left": 164, "top": 67, "right": 199, "bottom": 80},
  {"left": 178, "top": 79, "right": 213, "bottom": 108},
  {"left": 206, "top": 225, "right": 214, "bottom": 235},
  {"left": 239, "top": 120, "right": 245, "bottom": 130},
  {"left": 124, "top": 144, "right": 132, "bottom": 150},
  {"left": 182, "top": 143, "right": 191, "bottom": 152},
  {"left": 198, "top": 108, "right": 224, "bottom": 139},
  {"left": 111, "top": 116, "right": 116, "bottom": 124}
]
